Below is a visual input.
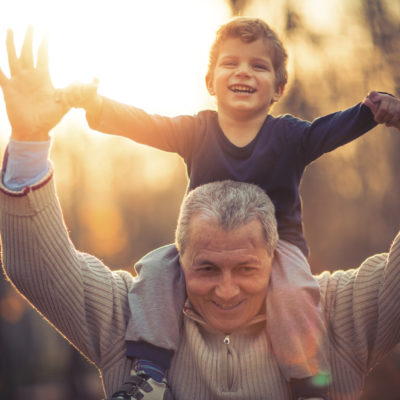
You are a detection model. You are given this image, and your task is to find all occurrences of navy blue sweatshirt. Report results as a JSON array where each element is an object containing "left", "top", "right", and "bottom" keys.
[{"left": 88, "top": 99, "right": 377, "bottom": 256}]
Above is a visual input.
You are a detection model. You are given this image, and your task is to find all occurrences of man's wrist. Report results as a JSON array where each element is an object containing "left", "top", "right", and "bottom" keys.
[
  {"left": 2, "top": 139, "right": 51, "bottom": 191},
  {"left": 11, "top": 129, "right": 51, "bottom": 142}
]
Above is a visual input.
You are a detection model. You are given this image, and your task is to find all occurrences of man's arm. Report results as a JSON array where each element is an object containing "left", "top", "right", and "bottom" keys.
[
  {"left": 2, "top": 139, "right": 51, "bottom": 190},
  {"left": 0, "top": 172, "right": 133, "bottom": 368},
  {"left": 0, "top": 27, "right": 132, "bottom": 369},
  {"left": 319, "top": 231, "right": 400, "bottom": 372},
  {"left": 0, "top": 27, "right": 69, "bottom": 142}
]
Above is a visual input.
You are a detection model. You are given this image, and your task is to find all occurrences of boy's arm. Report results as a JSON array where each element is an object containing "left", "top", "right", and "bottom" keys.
[
  {"left": 57, "top": 80, "right": 197, "bottom": 156},
  {"left": 55, "top": 78, "right": 102, "bottom": 119},
  {"left": 298, "top": 92, "right": 400, "bottom": 165}
]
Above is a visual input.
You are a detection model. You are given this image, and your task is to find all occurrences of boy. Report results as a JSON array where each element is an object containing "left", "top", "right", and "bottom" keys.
[{"left": 59, "top": 17, "right": 400, "bottom": 400}]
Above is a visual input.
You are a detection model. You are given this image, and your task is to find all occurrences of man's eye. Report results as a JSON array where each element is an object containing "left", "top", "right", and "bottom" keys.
[
  {"left": 239, "top": 266, "right": 256, "bottom": 273},
  {"left": 198, "top": 266, "right": 216, "bottom": 273}
]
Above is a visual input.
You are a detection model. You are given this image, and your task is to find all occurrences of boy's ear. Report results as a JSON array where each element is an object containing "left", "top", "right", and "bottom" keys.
[
  {"left": 205, "top": 74, "right": 215, "bottom": 96},
  {"left": 272, "top": 84, "right": 285, "bottom": 103}
]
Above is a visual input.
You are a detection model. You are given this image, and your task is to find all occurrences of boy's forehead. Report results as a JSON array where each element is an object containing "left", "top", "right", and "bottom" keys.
[{"left": 218, "top": 37, "right": 273, "bottom": 58}]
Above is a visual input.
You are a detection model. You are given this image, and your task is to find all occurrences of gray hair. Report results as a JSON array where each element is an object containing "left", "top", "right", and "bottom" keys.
[{"left": 175, "top": 180, "right": 278, "bottom": 255}]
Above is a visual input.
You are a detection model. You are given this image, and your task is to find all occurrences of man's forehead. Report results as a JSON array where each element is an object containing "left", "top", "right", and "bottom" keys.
[{"left": 186, "top": 215, "right": 265, "bottom": 250}]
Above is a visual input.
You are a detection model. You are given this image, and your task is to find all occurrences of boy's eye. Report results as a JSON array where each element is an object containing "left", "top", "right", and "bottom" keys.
[
  {"left": 222, "top": 62, "right": 236, "bottom": 67},
  {"left": 253, "top": 64, "right": 269, "bottom": 71},
  {"left": 219, "top": 59, "right": 237, "bottom": 67}
]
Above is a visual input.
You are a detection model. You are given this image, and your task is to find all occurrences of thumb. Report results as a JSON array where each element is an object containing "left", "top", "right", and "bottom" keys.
[
  {"left": 366, "top": 90, "right": 382, "bottom": 104},
  {"left": 363, "top": 97, "right": 378, "bottom": 114}
]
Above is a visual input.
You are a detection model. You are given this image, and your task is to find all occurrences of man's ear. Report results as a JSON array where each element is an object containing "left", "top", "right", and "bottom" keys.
[{"left": 205, "top": 74, "right": 215, "bottom": 96}]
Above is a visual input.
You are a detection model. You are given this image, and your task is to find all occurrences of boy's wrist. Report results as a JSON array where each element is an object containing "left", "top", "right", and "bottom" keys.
[
  {"left": 56, "top": 79, "right": 101, "bottom": 113},
  {"left": 85, "top": 94, "right": 104, "bottom": 121}
]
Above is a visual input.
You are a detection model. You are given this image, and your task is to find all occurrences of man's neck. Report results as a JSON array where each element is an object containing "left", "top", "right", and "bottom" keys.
[{"left": 217, "top": 111, "right": 269, "bottom": 148}]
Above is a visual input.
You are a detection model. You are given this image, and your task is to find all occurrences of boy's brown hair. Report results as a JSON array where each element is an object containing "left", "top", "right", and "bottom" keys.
[{"left": 207, "top": 17, "right": 288, "bottom": 90}]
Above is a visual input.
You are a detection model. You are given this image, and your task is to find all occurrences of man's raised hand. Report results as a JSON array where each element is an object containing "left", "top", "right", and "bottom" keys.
[
  {"left": 363, "top": 91, "right": 400, "bottom": 130},
  {"left": 0, "top": 27, "right": 69, "bottom": 141}
]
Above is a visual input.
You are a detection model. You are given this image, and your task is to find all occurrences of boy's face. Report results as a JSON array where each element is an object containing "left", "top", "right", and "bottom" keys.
[{"left": 206, "top": 38, "right": 284, "bottom": 121}]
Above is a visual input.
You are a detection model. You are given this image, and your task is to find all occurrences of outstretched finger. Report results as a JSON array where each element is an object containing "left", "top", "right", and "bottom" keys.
[
  {"left": 0, "top": 66, "right": 8, "bottom": 87},
  {"left": 6, "top": 29, "right": 20, "bottom": 76},
  {"left": 36, "top": 33, "right": 49, "bottom": 78},
  {"left": 20, "top": 26, "right": 34, "bottom": 69}
]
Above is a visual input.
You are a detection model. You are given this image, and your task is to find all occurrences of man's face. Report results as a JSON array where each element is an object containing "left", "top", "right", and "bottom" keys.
[{"left": 180, "top": 215, "right": 273, "bottom": 334}]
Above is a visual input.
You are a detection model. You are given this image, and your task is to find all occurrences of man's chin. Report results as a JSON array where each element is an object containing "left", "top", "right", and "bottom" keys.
[{"left": 206, "top": 313, "right": 244, "bottom": 333}]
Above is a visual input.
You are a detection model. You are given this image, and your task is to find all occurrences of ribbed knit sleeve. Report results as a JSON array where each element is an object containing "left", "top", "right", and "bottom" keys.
[
  {"left": 2, "top": 168, "right": 400, "bottom": 400},
  {"left": 0, "top": 171, "right": 133, "bottom": 372},
  {"left": 318, "top": 233, "right": 400, "bottom": 398}
]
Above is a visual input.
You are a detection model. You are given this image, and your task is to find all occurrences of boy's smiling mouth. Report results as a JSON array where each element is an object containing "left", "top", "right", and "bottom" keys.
[{"left": 229, "top": 84, "right": 256, "bottom": 93}]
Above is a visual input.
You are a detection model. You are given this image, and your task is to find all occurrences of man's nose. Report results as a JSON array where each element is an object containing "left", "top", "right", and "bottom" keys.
[{"left": 215, "top": 274, "right": 240, "bottom": 300}]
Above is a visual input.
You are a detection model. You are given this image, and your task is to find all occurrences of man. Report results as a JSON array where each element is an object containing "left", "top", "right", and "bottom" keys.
[{"left": 1, "top": 28, "right": 400, "bottom": 400}]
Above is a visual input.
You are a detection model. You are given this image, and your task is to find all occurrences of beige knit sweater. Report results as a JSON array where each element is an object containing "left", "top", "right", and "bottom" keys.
[{"left": 1, "top": 171, "right": 399, "bottom": 400}]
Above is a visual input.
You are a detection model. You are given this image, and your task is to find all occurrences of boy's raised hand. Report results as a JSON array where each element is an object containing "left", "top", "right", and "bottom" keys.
[
  {"left": 0, "top": 27, "right": 69, "bottom": 141},
  {"left": 55, "top": 78, "right": 103, "bottom": 115},
  {"left": 363, "top": 91, "right": 400, "bottom": 130}
]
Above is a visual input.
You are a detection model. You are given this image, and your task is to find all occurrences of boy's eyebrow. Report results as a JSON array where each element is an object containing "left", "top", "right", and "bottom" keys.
[
  {"left": 218, "top": 54, "right": 237, "bottom": 60},
  {"left": 250, "top": 56, "right": 273, "bottom": 64}
]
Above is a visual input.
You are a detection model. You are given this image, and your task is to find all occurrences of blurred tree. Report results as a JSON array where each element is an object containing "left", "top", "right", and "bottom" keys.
[
  {"left": 226, "top": 0, "right": 252, "bottom": 15},
  {"left": 362, "top": 0, "right": 400, "bottom": 95}
]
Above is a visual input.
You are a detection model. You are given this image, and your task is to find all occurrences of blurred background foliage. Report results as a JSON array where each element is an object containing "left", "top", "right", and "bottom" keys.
[{"left": 1, "top": 0, "right": 400, "bottom": 398}]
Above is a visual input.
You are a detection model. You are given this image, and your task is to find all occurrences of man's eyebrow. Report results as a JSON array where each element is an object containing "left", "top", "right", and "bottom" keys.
[{"left": 193, "top": 258, "right": 216, "bottom": 266}]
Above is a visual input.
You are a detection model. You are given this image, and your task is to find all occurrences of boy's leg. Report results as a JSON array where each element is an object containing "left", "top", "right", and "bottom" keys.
[
  {"left": 267, "top": 240, "right": 330, "bottom": 399},
  {"left": 125, "top": 244, "right": 186, "bottom": 381}
]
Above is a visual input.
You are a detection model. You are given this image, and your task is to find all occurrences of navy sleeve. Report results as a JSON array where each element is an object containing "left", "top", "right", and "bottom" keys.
[
  {"left": 295, "top": 103, "right": 377, "bottom": 165},
  {"left": 86, "top": 96, "right": 201, "bottom": 161}
]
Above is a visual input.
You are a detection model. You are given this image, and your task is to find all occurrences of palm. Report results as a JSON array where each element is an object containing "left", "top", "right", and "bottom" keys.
[{"left": 0, "top": 28, "right": 69, "bottom": 141}]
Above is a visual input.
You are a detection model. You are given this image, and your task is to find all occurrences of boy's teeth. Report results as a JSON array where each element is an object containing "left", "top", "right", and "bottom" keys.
[{"left": 231, "top": 85, "right": 255, "bottom": 93}]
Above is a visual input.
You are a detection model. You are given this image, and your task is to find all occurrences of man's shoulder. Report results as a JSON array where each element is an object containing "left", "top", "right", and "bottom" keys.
[{"left": 317, "top": 252, "right": 388, "bottom": 314}]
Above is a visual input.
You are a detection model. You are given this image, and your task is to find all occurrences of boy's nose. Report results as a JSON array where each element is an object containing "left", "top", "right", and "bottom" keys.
[{"left": 235, "top": 63, "right": 251, "bottom": 77}]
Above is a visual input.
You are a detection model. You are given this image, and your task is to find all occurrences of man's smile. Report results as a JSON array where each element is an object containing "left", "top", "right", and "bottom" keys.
[{"left": 210, "top": 299, "right": 245, "bottom": 311}]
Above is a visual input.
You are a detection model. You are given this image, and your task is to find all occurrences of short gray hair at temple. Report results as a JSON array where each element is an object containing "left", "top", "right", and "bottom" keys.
[{"left": 175, "top": 180, "right": 278, "bottom": 256}]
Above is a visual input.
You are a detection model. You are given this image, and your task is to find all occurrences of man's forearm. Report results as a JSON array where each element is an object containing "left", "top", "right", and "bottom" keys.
[{"left": 2, "top": 139, "right": 51, "bottom": 191}]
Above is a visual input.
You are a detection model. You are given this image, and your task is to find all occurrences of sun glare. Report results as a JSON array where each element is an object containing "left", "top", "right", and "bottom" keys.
[{"left": 0, "top": 0, "right": 230, "bottom": 140}]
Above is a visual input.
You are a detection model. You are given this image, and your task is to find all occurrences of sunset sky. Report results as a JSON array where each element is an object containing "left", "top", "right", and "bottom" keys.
[{"left": 0, "top": 0, "right": 233, "bottom": 140}]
